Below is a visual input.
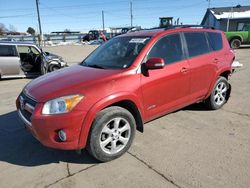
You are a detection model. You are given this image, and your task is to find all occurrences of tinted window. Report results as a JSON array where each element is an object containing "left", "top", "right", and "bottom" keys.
[
  {"left": 207, "top": 32, "right": 223, "bottom": 51},
  {"left": 148, "top": 34, "right": 184, "bottom": 65},
  {"left": 0, "top": 45, "right": 17, "bottom": 57},
  {"left": 184, "top": 32, "right": 211, "bottom": 58}
]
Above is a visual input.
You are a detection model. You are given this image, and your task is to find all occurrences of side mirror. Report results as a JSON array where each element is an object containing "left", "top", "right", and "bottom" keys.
[{"left": 145, "top": 57, "right": 165, "bottom": 70}]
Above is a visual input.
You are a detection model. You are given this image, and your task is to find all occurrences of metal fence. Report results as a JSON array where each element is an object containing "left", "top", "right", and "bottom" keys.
[{"left": 0, "top": 33, "right": 87, "bottom": 45}]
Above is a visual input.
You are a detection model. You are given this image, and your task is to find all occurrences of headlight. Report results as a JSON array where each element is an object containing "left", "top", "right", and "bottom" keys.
[{"left": 42, "top": 94, "right": 84, "bottom": 115}]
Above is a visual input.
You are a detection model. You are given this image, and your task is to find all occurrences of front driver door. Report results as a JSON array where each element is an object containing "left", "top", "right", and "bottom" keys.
[{"left": 141, "top": 33, "right": 190, "bottom": 121}]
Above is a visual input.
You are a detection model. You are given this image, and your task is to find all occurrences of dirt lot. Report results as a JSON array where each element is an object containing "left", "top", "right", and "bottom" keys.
[{"left": 0, "top": 45, "right": 249, "bottom": 188}]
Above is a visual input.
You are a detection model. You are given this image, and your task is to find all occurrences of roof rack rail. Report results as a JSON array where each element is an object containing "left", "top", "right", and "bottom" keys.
[{"left": 164, "top": 25, "right": 215, "bottom": 30}]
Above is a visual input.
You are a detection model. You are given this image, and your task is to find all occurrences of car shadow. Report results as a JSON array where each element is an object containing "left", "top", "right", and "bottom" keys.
[{"left": 0, "top": 111, "right": 98, "bottom": 167}]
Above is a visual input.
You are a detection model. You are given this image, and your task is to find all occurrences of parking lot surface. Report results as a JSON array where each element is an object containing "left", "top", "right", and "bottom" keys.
[{"left": 0, "top": 45, "right": 249, "bottom": 188}]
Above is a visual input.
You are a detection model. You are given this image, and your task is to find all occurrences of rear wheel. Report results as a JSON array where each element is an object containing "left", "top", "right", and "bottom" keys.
[
  {"left": 230, "top": 38, "right": 241, "bottom": 49},
  {"left": 87, "top": 106, "right": 136, "bottom": 162},
  {"left": 205, "top": 77, "right": 229, "bottom": 110}
]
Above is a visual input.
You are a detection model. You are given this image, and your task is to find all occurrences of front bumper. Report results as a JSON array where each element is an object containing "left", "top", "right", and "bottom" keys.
[{"left": 17, "top": 95, "right": 87, "bottom": 150}]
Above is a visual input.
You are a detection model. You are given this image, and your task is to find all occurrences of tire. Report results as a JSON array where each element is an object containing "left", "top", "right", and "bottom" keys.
[
  {"left": 230, "top": 38, "right": 241, "bottom": 49},
  {"left": 205, "top": 77, "right": 229, "bottom": 110},
  {"left": 87, "top": 106, "right": 136, "bottom": 162},
  {"left": 49, "top": 65, "right": 60, "bottom": 72}
]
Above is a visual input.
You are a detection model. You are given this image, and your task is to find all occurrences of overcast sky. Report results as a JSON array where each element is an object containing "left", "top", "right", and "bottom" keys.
[{"left": 0, "top": 0, "right": 249, "bottom": 33}]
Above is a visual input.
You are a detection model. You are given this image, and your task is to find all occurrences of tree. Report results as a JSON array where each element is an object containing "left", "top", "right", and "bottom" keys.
[
  {"left": 64, "top": 29, "right": 71, "bottom": 33},
  {"left": 27, "top": 27, "right": 36, "bottom": 35},
  {"left": 0, "top": 23, "right": 8, "bottom": 35}
]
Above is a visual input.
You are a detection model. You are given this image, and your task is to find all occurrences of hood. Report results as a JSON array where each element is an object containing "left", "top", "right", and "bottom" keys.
[
  {"left": 44, "top": 51, "right": 63, "bottom": 61},
  {"left": 24, "top": 65, "right": 122, "bottom": 102}
]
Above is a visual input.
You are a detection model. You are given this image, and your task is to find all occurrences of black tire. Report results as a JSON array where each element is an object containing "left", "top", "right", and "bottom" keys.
[
  {"left": 87, "top": 106, "right": 136, "bottom": 162},
  {"left": 49, "top": 65, "right": 60, "bottom": 72},
  {"left": 230, "top": 38, "right": 241, "bottom": 49},
  {"left": 205, "top": 77, "right": 229, "bottom": 110}
]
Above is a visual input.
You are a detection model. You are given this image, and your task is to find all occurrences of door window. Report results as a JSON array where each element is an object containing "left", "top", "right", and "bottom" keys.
[
  {"left": 207, "top": 32, "right": 223, "bottom": 51},
  {"left": 17, "top": 46, "right": 40, "bottom": 55},
  {"left": 147, "top": 34, "right": 185, "bottom": 65},
  {"left": 184, "top": 32, "right": 211, "bottom": 58},
  {"left": 0, "top": 45, "right": 17, "bottom": 57}
]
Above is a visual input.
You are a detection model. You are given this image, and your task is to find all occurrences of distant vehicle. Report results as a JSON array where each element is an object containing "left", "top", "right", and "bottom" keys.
[
  {"left": 225, "top": 24, "right": 250, "bottom": 48},
  {"left": 0, "top": 42, "right": 67, "bottom": 79},
  {"left": 82, "top": 30, "right": 100, "bottom": 41},
  {"left": 17, "top": 26, "right": 235, "bottom": 162}
]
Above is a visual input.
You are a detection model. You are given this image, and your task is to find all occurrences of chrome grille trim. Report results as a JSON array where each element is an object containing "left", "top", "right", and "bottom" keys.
[{"left": 18, "top": 109, "right": 32, "bottom": 127}]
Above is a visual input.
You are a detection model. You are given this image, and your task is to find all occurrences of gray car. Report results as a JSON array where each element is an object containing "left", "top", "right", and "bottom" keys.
[{"left": 0, "top": 42, "right": 67, "bottom": 79}]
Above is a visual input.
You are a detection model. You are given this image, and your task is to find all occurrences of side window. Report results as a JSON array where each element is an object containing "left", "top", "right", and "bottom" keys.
[
  {"left": 184, "top": 32, "right": 211, "bottom": 58},
  {"left": 147, "top": 34, "right": 185, "bottom": 65},
  {"left": 207, "top": 32, "right": 223, "bottom": 51},
  {"left": 0, "top": 45, "right": 17, "bottom": 57}
]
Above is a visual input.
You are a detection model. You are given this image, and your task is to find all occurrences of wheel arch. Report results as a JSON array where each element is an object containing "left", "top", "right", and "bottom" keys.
[
  {"left": 78, "top": 93, "right": 145, "bottom": 149},
  {"left": 229, "top": 35, "right": 243, "bottom": 43},
  {"left": 205, "top": 69, "right": 232, "bottom": 99}
]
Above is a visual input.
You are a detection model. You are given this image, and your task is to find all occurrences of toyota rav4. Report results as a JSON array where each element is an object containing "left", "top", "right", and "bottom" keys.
[{"left": 17, "top": 27, "right": 235, "bottom": 162}]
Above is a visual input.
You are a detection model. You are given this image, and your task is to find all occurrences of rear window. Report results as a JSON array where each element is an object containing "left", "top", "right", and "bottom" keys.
[
  {"left": 207, "top": 32, "right": 223, "bottom": 51},
  {"left": 184, "top": 32, "right": 211, "bottom": 58},
  {"left": 0, "top": 45, "right": 17, "bottom": 57}
]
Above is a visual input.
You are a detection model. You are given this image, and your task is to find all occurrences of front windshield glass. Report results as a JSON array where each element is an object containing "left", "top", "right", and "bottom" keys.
[{"left": 82, "top": 36, "right": 151, "bottom": 69}]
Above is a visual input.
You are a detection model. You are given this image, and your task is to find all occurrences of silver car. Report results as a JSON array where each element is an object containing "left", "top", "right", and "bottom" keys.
[{"left": 0, "top": 42, "right": 67, "bottom": 79}]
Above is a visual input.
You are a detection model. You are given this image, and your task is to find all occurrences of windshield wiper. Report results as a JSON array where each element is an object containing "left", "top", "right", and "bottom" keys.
[
  {"left": 81, "top": 61, "right": 105, "bottom": 69},
  {"left": 86, "top": 64, "right": 105, "bottom": 69}
]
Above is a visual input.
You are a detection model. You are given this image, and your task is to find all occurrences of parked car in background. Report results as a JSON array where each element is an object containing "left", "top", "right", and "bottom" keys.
[
  {"left": 0, "top": 42, "right": 67, "bottom": 79},
  {"left": 17, "top": 26, "right": 235, "bottom": 162},
  {"left": 225, "top": 24, "right": 250, "bottom": 48},
  {"left": 82, "top": 30, "right": 100, "bottom": 41}
]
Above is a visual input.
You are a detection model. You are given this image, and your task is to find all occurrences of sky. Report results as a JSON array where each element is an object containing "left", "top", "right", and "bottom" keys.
[{"left": 0, "top": 0, "right": 249, "bottom": 33}]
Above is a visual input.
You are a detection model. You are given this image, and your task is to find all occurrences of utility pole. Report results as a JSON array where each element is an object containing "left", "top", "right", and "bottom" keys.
[
  {"left": 226, "top": 6, "right": 233, "bottom": 32},
  {"left": 207, "top": 0, "right": 211, "bottom": 27},
  {"left": 207, "top": 0, "right": 211, "bottom": 8},
  {"left": 130, "top": 0, "right": 133, "bottom": 28},
  {"left": 36, "top": 0, "right": 43, "bottom": 46},
  {"left": 102, "top": 10, "right": 105, "bottom": 31}
]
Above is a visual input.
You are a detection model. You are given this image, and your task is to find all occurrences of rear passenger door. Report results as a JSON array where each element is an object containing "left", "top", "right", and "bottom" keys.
[
  {"left": 0, "top": 45, "right": 20, "bottom": 76},
  {"left": 183, "top": 32, "right": 217, "bottom": 101},
  {"left": 141, "top": 33, "right": 190, "bottom": 120}
]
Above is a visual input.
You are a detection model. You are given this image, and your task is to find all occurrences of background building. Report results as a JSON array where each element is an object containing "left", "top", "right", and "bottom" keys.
[{"left": 201, "top": 5, "right": 250, "bottom": 31}]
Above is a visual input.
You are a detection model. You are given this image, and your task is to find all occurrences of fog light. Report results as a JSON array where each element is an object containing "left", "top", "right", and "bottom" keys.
[{"left": 58, "top": 130, "right": 67, "bottom": 141}]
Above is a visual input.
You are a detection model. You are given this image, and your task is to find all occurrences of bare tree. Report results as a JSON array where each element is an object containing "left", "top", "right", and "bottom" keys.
[{"left": 0, "top": 23, "right": 8, "bottom": 35}]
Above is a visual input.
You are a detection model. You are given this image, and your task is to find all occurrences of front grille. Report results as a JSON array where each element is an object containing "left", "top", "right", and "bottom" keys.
[{"left": 19, "top": 92, "right": 37, "bottom": 122}]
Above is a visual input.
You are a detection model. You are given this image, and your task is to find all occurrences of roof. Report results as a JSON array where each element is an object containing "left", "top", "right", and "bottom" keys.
[
  {"left": 120, "top": 29, "right": 165, "bottom": 37},
  {"left": 209, "top": 5, "right": 250, "bottom": 19},
  {"left": 120, "top": 26, "right": 219, "bottom": 38}
]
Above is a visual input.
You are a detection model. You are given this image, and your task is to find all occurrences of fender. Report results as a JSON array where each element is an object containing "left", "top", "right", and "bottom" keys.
[
  {"left": 229, "top": 35, "right": 243, "bottom": 42},
  {"left": 77, "top": 92, "right": 145, "bottom": 149},
  {"left": 205, "top": 67, "right": 232, "bottom": 99}
]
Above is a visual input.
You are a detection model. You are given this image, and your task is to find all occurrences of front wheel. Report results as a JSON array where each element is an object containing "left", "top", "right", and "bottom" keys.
[
  {"left": 87, "top": 106, "right": 136, "bottom": 162},
  {"left": 205, "top": 77, "right": 230, "bottom": 110}
]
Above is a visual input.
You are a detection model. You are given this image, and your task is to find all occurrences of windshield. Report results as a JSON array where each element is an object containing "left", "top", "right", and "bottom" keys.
[{"left": 82, "top": 36, "right": 151, "bottom": 69}]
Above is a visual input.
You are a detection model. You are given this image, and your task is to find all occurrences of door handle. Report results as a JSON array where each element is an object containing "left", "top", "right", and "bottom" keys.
[
  {"left": 180, "top": 67, "right": 188, "bottom": 73},
  {"left": 213, "top": 58, "right": 220, "bottom": 63}
]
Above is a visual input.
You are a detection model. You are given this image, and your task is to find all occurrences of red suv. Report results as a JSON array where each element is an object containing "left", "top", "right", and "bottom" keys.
[{"left": 17, "top": 27, "right": 235, "bottom": 162}]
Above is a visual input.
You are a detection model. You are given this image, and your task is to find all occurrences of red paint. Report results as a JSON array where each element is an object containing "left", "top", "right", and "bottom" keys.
[{"left": 16, "top": 28, "right": 234, "bottom": 150}]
